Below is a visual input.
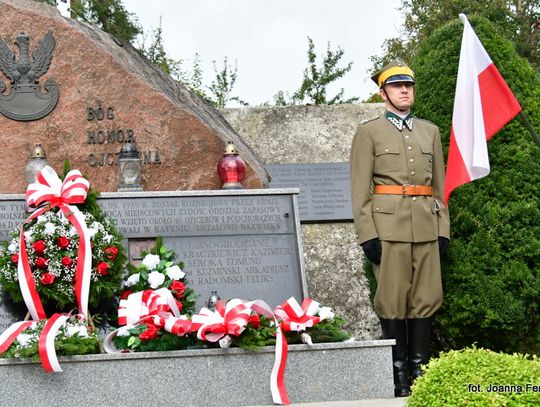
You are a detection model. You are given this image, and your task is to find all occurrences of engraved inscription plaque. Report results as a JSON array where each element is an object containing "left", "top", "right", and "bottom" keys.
[
  {"left": 266, "top": 162, "right": 353, "bottom": 222},
  {"left": 0, "top": 190, "right": 306, "bottom": 312}
]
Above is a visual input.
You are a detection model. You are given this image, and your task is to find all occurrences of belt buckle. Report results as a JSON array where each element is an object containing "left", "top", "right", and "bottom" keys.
[{"left": 402, "top": 184, "right": 411, "bottom": 195}]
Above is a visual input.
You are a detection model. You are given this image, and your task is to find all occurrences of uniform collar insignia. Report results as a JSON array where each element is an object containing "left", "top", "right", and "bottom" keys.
[{"left": 385, "top": 111, "right": 414, "bottom": 131}]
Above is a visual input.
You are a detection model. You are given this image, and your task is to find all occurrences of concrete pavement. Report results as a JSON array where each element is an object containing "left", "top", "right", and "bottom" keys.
[{"left": 252, "top": 397, "right": 408, "bottom": 407}]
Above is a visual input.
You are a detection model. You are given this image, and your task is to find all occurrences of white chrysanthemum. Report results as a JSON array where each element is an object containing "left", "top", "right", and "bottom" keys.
[
  {"left": 16, "top": 333, "right": 34, "bottom": 348},
  {"left": 7, "top": 243, "right": 17, "bottom": 253},
  {"left": 103, "top": 234, "right": 113, "bottom": 244},
  {"left": 87, "top": 227, "right": 98, "bottom": 239},
  {"left": 66, "top": 325, "right": 88, "bottom": 338},
  {"left": 23, "top": 230, "right": 34, "bottom": 243},
  {"left": 124, "top": 273, "right": 140, "bottom": 287},
  {"left": 147, "top": 271, "right": 165, "bottom": 289},
  {"left": 166, "top": 265, "right": 185, "bottom": 280},
  {"left": 36, "top": 215, "right": 47, "bottom": 224},
  {"left": 116, "top": 327, "right": 130, "bottom": 337},
  {"left": 43, "top": 222, "right": 56, "bottom": 235},
  {"left": 69, "top": 227, "right": 78, "bottom": 237},
  {"left": 318, "top": 306, "right": 335, "bottom": 321},
  {"left": 141, "top": 254, "right": 160, "bottom": 270}
]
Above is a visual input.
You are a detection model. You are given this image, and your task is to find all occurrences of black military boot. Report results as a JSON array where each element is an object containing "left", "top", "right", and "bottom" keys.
[
  {"left": 407, "top": 317, "right": 432, "bottom": 383},
  {"left": 380, "top": 318, "right": 410, "bottom": 397}
]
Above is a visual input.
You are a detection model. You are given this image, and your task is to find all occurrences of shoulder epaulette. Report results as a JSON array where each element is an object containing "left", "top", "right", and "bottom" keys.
[
  {"left": 360, "top": 115, "right": 381, "bottom": 125},
  {"left": 414, "top": 117, "right": 437, "bottom": 126}
]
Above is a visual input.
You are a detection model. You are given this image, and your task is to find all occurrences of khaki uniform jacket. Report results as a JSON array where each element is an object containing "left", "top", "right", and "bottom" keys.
[{"left": 350, "top": 114, "right": 450, "bottom": 244}]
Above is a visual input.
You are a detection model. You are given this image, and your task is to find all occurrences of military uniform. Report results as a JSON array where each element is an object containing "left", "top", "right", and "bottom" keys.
[{"left": 350, "top": 112, "right": 450, "bottom": 318}]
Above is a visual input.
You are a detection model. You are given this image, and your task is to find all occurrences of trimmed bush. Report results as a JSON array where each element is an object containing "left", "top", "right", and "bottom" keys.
[
  {"left": 407, "top": 347, "right": 540, "bottom": 406},
  {"left": 412, "top": 16, "right": 540, "bottom": 354}
]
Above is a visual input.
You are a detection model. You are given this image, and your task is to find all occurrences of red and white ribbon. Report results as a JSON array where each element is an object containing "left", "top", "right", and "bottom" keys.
[
  {"left": 0, "top": 321, "right": 35, "bottom": 354},
  {"left": 104, "top": 288, "right": 191, "bottom": 353},
  {"left": 18, "top": 166, "right": 91, "bottom": 320},
  {"left": 269, "top": 297, "right": 322, "bottom": 405},
  {"left": 38, "top": 313, "right": 70, "bottom": 372},
  {"left": 191, "top": 298, "right": 253, "bottom": 343}
]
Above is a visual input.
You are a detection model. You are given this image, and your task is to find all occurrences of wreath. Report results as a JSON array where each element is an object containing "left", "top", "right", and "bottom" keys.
[{"left": 0, "top": 166, "right": 126, "bottom": 315}]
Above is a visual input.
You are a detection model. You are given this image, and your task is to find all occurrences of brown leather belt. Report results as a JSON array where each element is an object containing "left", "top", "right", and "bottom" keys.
[{"left": 373, "top": 185, "right": 433, "bottom": 196}]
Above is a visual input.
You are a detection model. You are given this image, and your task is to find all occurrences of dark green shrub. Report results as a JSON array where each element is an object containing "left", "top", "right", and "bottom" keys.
[
  {"left": 407, "top": 347, "right": 540, "bottom": 406},
  {"left": 413, "top": 16, "right": 540, "bottom": 354}
]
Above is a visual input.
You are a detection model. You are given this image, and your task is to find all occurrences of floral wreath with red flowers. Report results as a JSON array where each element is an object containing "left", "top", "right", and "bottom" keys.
[
  {"left": 112, "top": 238, "right": 198, "bottom": 352},
  {"left": 0, "top": 190, "right": 126, "bottom": 314}
]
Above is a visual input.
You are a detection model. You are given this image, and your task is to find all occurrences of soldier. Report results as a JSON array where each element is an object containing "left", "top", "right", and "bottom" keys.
[{"left": 349, "top": 60, "right": 450, "bottom": 397}]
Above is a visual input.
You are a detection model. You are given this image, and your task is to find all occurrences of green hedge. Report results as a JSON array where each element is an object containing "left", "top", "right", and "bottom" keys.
[
  {"left": 412, "top": 16, "right": 540, "bottom": 354},
  {"left": 407, "top": 347, "right": 540, "bottom": 406}
]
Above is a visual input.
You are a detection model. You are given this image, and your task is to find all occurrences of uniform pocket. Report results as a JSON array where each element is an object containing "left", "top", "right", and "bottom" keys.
[
  {"left": 420, "top": 143, "right": 433, "bottom": 175},
  {"left": 374, "top": 145, "right": 401, "bottom": 174},
  {"left": 372, "top": 200, "right": 394, "bottom": 214}
]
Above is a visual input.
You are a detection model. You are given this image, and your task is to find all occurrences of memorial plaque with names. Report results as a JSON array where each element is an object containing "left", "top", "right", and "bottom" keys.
[
  {"left": 0, "top": 190, "right": 307, "bottom": 312},
  {"left": 266, "top": 162, "right": 353, "bottom": 222}
]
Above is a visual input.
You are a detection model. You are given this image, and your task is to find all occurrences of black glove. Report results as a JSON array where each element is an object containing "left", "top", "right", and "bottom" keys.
[
  {"left": 438, "top": 237, "right": 449, "bottom": 258},
  {"left": 361, "top": 238, "right": 382, "bottom": 265}
]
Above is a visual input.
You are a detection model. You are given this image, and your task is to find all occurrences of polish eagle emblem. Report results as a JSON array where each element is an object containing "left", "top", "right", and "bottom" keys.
[{"left": 0, "top": 31, "right": 59, "bottom": 121}]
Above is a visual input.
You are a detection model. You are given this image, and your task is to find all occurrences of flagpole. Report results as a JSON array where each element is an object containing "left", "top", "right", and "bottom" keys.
[{"left": 518, "top": 111, "right": 540, "bottom": 149}]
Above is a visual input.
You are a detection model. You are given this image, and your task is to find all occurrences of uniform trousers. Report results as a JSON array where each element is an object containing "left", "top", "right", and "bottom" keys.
[{"left": 373, "top": 240, "right": 442, "bottom": 319}]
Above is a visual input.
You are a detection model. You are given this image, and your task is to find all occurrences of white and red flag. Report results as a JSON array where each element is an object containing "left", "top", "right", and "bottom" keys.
[{"left": 443, "top": 14, "right": 521, "bottom": 204}]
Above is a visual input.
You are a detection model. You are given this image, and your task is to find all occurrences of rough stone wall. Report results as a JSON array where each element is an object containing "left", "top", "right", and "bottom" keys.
[{"left": 221, "top": 104, "right": 385, "bottom": 339}]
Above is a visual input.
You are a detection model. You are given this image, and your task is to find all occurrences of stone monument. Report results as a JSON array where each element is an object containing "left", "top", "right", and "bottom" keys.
[{"left": 0, "top": 0, "right": 268, "bottom": 193}]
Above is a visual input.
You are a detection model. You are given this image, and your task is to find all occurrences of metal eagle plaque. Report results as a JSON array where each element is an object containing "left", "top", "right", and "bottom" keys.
[{"left": 0, "top": 31, "right": 59, "bottom": 121}]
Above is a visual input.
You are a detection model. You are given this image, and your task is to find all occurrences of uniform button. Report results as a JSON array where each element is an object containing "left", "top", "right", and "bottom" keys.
[
  {"left": 384, "top": 149, "right": 389, "bottom": 152},
  {"left": 409, "top": 158, "right": 414, "bottom": 163},
  {"left": 407, "top": 146, "right": 412, "bottom": 150},
  {"left": 405, "top": 135, "right": 410, "bottom": 139},
  {"left": 376, "top": 207, "right": 379, "bottom": 211},
  {"left": 412, "top": 197, "right": 417, "bottom": 201},
  {"left": 411, "top": 171, "right": 415, "bottom": 175}
]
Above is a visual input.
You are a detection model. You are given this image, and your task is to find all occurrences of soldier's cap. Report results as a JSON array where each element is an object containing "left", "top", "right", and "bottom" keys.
[{"left": 371, "top": 59, "right": 415, "bottom": 88}]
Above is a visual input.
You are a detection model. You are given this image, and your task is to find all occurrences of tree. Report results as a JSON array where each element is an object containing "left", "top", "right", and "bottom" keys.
[
  {"left": 36, "top": 0, "right": 141, "bottom": 43},
  {"left": 274, "top": 37, "right": 359, "bottom": 105},
  {"left": 208, "top": 57, "right": 248, "bottom": 108},
  {"left": 372, "top": 0, "right": 540, "bottom": 73},
  {"left": 412, "top": 15, "right": 540, "bottom": 354},
  {"left": 70, "top": 0, "right": 141, "bottom": 43}
]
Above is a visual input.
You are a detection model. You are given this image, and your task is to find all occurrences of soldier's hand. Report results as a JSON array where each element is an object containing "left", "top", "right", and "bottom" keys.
[
  {"left": 361, "top": 238, "right": 382, "bottom": 265},
  {"left": 438, "top": 237, "right": 449, "bottom": 258}
]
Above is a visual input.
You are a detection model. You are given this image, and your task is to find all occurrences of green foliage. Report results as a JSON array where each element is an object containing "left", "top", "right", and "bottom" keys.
[
  {"left": 69, "top": 0, "right": 141, "bottom": 43},
  {"left": 112, "top": 323, "right": 197, "bottom": 352},
  {"left": 413, "top": 16, "right": 540, "bottom": 354},
  {"left": 407, "top": 347, "right": 540, "bottom": 406},
  {"left": 208, "top": 57, "right": 248, "bottom": 108},
  {"left": 273, "top": 37, "right": 359, "bottom": 106},
  {"left": 372, "top": 0, "right": 540, "bottom": 74},
  {"left": 1, "top": 316, "right": 101, "bottom": 359}
]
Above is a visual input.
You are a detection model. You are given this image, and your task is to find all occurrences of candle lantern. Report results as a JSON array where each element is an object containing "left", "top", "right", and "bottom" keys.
[
  {"left": 25, "top": 144, "right": 50, "bottom": 184},
  {"left": 207, "top": 290, "right": 220, "bottom": 311},
  {"left": 217, "top": 141, "right": 246, "bottom": 189},
  {"left": 118, "top": 140, "right": 143, "bottom": 191}
]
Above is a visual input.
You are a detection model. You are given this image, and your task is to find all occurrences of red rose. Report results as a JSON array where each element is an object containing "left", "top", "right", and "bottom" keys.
[
  {"left": 33, "top": 240, "right": 46, "bottom": 255},
  {"left": 169, "top": 280, "right": 186, "bottom": 298},
  {"left": 104, "top": 246, "right": 119, "bottom": 260},
  {"left": 57, "top": 236, "right": 70, "bottom": 249},
  {"left": 120, "top": 290, "right": 132, "bottom": 300},
  {"left": 139, "top": 323, "right": 158, "bottom": 341},
  {"left": 96, "top": 262, "right": 110, "bottom": 276},
  {"left": 35, "top": 257, "right": 48, "bottom": 269},
  {"left": 248, "top": 314, "right": 261, "bottom": 329},
  {"left": 40, "top": 272, "right": 55, "bottom": 285},
  {"left": 61, "top": 256, "right": 73, "bottom": 267},
  {"left": 10, "top": 253, "right": 19, "bottom": 263}
]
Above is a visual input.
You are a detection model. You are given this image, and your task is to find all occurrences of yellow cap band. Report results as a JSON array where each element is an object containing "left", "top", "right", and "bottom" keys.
[{"left": 378, "top": 65, "right": 414, "bottom": 87}]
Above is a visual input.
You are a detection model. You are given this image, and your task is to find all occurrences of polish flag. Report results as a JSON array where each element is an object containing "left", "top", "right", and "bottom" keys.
[{"left": 443, "top": 14, "right": 521, "bottom": 204}]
